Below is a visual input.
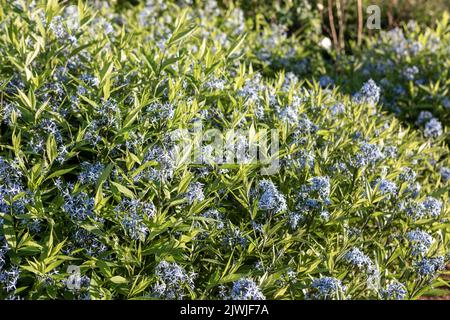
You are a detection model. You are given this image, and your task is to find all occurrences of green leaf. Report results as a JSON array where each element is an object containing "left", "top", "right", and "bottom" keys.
[
  {"left": 111, "top": 181, "right": 135, "bottom": 199},
  {"left": 46, "top": 134, "right": 58, "bottom": 164},
  {"left": 2, "top": 214, "right": 17, "bottom": 250},
  {"left": 110, "top": 276, "right": 128, "bottom": 284},
  {"left": 45, "top": 166, "right": 78, "bottom": 181},
  {"left": 226, "top": 34, "right": 247, "bottom": 59}
]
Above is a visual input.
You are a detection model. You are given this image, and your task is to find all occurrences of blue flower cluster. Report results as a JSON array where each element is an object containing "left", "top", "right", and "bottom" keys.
[
  {"left": 115, "top": 198, "right": 156, "bottom": 241},
  {"left": 424, "top": 118, "right": 443, "bottom": 138},
  {"left": 146, "top": 102, "right": 175, "bottom": 124},
  {"left": 144, "top": 146, "right": 176, "bottom": 182},
  {"left": 229, "top": 278, "right": 265, "bottom": 300},
  {"left": 399, "top": 167, "right": 417, "bottom": 182},
  {"left": 295, "top": 176, "right": 331, "bottom": 221},
  {"left": 402, "top": 196, "right": 442, "bottom": 220},
  {"left": 353, "top": 79, "right": 381, "bottom": 106},
  {"left": 416, "top": 111, "right": 443, "bottom": 139},
  {"left": 422, "top": 197, "right": 443, "bottom": 217},
  {"left": 0, "top": 236, "right": 6, "bottom": 270},
  {"left": 373, "top": 178, "right": 397, "bottom": 198},
  {"left": 406, "top": 229, "right": 434, "bottom": 256},
  {"left": 402, "top": 66, "right": 419, "bottom": 81},
  {"left": 381, "top": 282, "right": 407, "bottom": 300},
  {"left": 415, "top": 256, "right": 445, "bottom": 277},
  {"left": 309, "top": 176, "right": 331, "bottom": 199},
  {"left": 153, "top": 261, "right": 196, "bottom": 299},
  {"left": 201, "top": 209, "right": 225, "bottom": 230},
  {"left": 223, "top": 225, "right": 248, "bottom": 248},
  {"left": 0, "top": 157, "right": 32, "bottom": 215},
  {"left": 287, "top": 211, "right": 305, "bottom": 230},
  {"left": 330, "top": 102, "right": 345, "bottom": 116},
  {"left": 62, "top": 190, "right": 95, "bottom": 223},
  {"left": 69, "top": 227, "right": 108, "bottom": 257},
  {"left": 238, "top": 74, "right": 264, "bottom": 103},
  {"left": 257, "top": 179, "right": 287, "bottom": 214},
  {"left": 354, "top": 142, "right": 385, "bottom": 167},
  {"left": 308, "top": 277, "right": 347, "bottom": 300},
  {"left": 185, "top": 182, "right": 205, "bottom": 205},
  {"left": 78, "top": 162, "right": 106, "bottom": 186},
  {"left": 0, "top": 266, "right": 20, "bottom": 293},
  {"left": 440, "top": 167, "right": 450, "bottom": 182},
  {"left": 343, "top": 248, "right": 373, "bottom": 270}
]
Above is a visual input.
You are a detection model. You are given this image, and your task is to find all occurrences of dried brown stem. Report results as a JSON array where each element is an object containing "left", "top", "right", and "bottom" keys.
[
  {"left": 357, "top": 0, "right": 363, "bottom": 46},
  {"left": 336, "top": 0, "right": 346, "bottom": 51},
  {"left": 328, "top": 0, "right": 339, "bottom": 51}
]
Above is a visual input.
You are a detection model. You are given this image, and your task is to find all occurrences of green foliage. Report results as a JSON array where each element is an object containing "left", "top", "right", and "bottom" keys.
[{"left": 0, "top": 0, "right": 448, "bottom": 300}]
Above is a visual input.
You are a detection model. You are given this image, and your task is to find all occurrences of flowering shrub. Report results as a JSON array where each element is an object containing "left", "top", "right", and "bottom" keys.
[
  {"left": 0, "top": 0, "right": 448, "bottom": 300},
  {"left": 329, "top": 15, "right": 450, "bottom": 141}
]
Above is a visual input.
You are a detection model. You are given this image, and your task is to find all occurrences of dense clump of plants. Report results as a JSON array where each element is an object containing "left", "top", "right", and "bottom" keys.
[
  {"left": 0, "top": 0, "right": 449, "bottom": 300},
  {"left": 329, "top": 16, "right": 450, "bottom": 139}
]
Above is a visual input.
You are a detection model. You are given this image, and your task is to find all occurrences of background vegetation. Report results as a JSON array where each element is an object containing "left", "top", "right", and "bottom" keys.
[{"left": 0, "top": 0, "right": 448, "bottom": 300}]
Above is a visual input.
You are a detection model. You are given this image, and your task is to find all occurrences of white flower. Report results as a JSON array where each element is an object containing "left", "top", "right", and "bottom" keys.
[{"left": 319, "top": 37, "right": 332, "bottom": 50}]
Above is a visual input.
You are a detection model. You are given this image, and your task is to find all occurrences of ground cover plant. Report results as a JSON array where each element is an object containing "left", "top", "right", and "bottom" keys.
[
  {"left": 0, "top": 0, "right": 449, "bottom": 300},
  {"left": 325, "top": 16, "right": 450, "bottom": 142}
]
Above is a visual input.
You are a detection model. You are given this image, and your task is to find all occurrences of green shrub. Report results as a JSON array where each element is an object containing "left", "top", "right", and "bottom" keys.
[
  {"left": 0, "top": 0, "right": 448, "bottom": 300},
  {"left": 331, "top": 15, "right": 450, "bottom": 138}
]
